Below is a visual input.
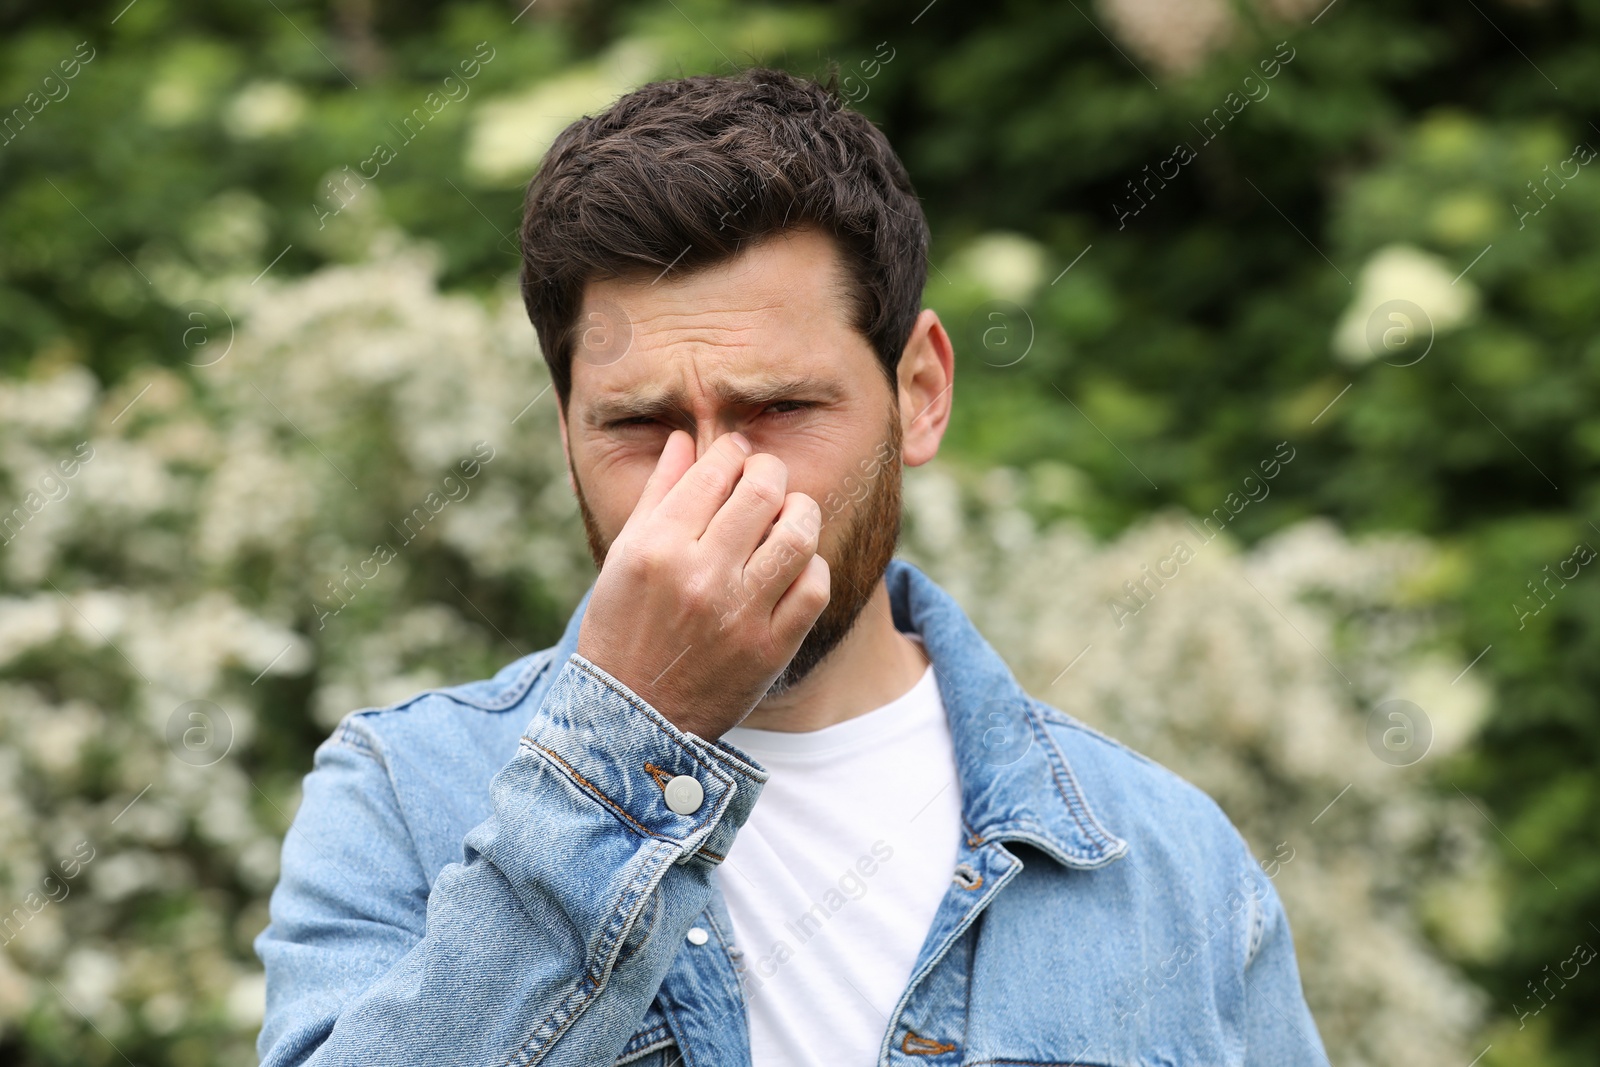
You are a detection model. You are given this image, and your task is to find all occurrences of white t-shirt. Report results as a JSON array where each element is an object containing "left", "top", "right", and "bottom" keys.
[{"left": 718, "top": 643, "right": 962, "bottom": 1065}]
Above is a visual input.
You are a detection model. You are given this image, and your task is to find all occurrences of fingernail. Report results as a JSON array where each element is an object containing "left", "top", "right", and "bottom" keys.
[{"left": 729, "top": 432, "right": 752, "bottom": 455}]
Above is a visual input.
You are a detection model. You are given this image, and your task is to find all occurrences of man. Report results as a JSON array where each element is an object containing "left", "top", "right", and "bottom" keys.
[{"left": 256, "top": 68, "right": 1327, "bottom": 1066}]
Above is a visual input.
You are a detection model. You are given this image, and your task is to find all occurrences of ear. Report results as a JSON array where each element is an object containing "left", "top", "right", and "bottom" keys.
[
  {"left": 896, "top": 309, "right": 954, "bottom": 468},
  {"left": 555, "top": 396, "right": 577, "bottom": 495}
]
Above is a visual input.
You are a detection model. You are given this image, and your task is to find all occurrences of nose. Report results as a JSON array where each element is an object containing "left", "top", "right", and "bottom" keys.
[{"left": 691, "top": 418, "right": 750, "bottom": 460}]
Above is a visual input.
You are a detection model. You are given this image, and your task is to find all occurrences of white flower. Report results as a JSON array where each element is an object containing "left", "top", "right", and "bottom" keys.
[
  {"left": 225, "top": 81, "right": 308, "bottom": 140},
  {"left": 1099, "top": 0, "right": 1236, "bottom": 76},
  {"left": 90, "top": 850, "right": 174, "bottom": 903},
  {"left": 0, "top": 597, "right": 63, "bottom": 669},
  {"left": 0, "top": 366, "right": 98, "bottom": 437},
  {"left": 954, "top": 232, "right": 1049, "bottom": 304},
  {"left": 226, "top": 972, "right": 266, "bottom": 1028},
  {"left": 24, "top": 701, "right": 96, "bottom": 775},
  {"left": 60, "top": 947, "right": 120, "bottom": 1017},
  {"left": 1333, "top": 244, "right": 1478, "bottom": 365},
  {"left": 186, "top": 190, "right": 271, "bottom": 267},
  {"left": 145, "top": 82, "right": 203, "bottom": 127},
  {"left": 464, "top": 40, "right": 661, "bottom": 186},
  {"left": 142, "top": 990, "right": 187, "bottom": 1034},
  {"left": 1389, "top": 656, "right": 1490, "bottom": 758}
]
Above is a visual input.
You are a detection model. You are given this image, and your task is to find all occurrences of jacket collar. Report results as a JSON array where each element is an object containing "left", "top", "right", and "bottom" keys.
[
  {"left": 549, "top": 559, "right": 1126, "bottom": 871},
  {"left": 883, "top": 558, "right": 1127, "bottom": 870}
]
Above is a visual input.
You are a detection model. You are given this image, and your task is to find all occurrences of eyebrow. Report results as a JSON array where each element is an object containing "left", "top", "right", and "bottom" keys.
[{"left": 583, "top": 375, "right": 847, "bottom": 426}]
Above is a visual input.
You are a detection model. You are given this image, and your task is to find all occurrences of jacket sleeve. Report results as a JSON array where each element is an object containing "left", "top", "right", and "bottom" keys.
[
  {"left": 1240, "top": 870, "right": 1330, "bottom": 1066},
  {"left": 254, "top": 652, "right": 765, "bottom": 1067}
]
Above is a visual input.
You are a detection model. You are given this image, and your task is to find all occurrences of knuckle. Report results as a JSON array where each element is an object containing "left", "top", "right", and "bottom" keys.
[
  {"left": 692, "top": 463, "right": 731, "bottom": 498},
  {"left": 743, "top": 474, "right": 784, "bottom": 510},
  {"left": 681, "top": 570, "right": 714, "bottom": 608},
  {"left": 771, "top": 516, "right": 815, "bottom": 555},
  {"left": 620, "top": 539, "right": 668, "bottom": 576},
  {"left": 720, "top": 581, "right": 752, "bottom": 621},
  {"left": 753, "top": 632, "right": 784, "bottom": 667}
]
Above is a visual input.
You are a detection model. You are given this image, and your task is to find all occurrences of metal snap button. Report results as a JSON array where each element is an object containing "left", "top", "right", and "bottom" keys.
[
  {"left": 686, "top": 926, "right": 709, "bottom": 946},
  {"left": 664, "top": 774, "right": 704, "bottom": 815}
]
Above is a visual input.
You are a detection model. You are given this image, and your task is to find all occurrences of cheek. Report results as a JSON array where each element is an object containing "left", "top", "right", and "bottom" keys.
[
  {"left": 794, "top": 410, "right": 891, "bottom": 482},
  {"left": 575, "top": 441, "right": 659, "bottom": 530},
  {"left": 789, "top": 458, "right": 875, "bottom": 544}
]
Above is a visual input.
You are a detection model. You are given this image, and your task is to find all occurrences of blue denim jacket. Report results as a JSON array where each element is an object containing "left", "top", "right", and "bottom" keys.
[{"left": 256, "top": 559, "right": 1327, "bottom": 1066}]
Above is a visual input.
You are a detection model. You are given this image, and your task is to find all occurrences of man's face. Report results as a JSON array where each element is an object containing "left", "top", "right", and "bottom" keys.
[{"left": 559, "top": 228, "right": 904, "bottom": 694}]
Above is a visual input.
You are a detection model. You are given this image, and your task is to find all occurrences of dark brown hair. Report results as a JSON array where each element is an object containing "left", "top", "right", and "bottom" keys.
[{"left": 518, "top": 67, "right": 929, "bottom": 406}]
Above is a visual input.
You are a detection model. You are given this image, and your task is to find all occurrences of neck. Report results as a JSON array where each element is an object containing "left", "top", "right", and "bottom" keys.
[{"left": 737, "top": 577, "right": 929, "bottom": 732}]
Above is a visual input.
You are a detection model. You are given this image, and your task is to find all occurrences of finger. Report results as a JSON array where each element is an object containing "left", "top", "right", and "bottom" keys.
[
  {"left": 654, "top": 431, "right": 752, "bottom": 538},
  {"left": 741, "top": 491, "right": 822, "bottom": 612},
  {"left": 770, "top": 551, "right": 830, "bottom": 644},
  {"left": 701, "top": 451, "right": 787, "bottom": 560},
  {"left": 626, "top": 429, "right": 696, "bottom": 526}
]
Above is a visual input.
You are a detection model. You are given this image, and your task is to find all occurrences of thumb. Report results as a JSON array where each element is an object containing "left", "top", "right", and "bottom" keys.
[{"left": 630, "top": 429, "right": 696, "bottom": 520}]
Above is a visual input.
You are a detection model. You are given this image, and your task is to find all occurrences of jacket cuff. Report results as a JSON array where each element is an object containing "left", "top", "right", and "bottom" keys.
[{"left": 524, "top": 653, "right": 767, "bottom": 866}]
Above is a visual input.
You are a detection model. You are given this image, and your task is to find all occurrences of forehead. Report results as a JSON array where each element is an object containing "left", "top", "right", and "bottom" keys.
[{"left": 568, "top": 228, "right": 876, "bottom": 406}]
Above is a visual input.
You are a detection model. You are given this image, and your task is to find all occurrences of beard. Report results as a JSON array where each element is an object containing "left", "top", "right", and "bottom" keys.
[{"left": 571, "top": 415, "right": 902, "bottom": 701}]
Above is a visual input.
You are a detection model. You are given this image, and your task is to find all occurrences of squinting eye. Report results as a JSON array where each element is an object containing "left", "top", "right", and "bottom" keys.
[{"left": 763, "top": 401, "right": 810, "bottom": 418}]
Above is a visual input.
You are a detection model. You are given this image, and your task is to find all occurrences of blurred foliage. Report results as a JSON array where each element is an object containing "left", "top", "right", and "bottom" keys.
[{"left": 3, "top": 0, "right": 1599, "bottom": 1063}]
